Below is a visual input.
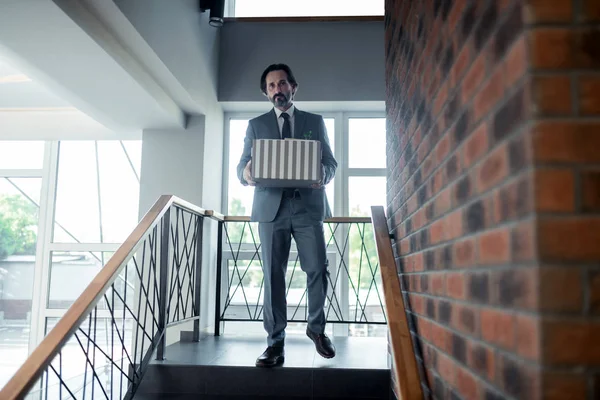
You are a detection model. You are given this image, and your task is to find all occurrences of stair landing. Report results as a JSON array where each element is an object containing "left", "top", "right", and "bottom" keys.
[{"left": 136, "top": 334, "right": 391, "bottom": 400}]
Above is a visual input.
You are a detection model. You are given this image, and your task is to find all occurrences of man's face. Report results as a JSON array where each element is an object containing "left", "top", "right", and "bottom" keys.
[{"left": 265, "top": 70, "right": 295, "bottom": 109}]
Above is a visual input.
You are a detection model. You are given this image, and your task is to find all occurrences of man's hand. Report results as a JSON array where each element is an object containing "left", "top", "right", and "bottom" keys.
[
  {"left": 243, "top": 160, "right": 256, "bottom": 186},
  {"left": 311, "top": 164, "right": 324, "bottom": 189}
]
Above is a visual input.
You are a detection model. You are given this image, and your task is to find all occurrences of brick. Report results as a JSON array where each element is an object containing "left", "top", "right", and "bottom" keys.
[
  {"left": 456, "top": 367, "right": 480, "bottom": 400},
  {"left": 497, "top": 354, "right": 540, "bottom": 400},
  {"left": 429, "top": 219, "right": 445, "bottom": 245},
  {"left": 431, "top": 322, "right": 452, "bottom": 354},
  {"left": 532, "top": 121, "right": 600, "bottom": 163},
  {"left": 436, "top": 134, "right": 451, "bottom": 165},
  {"left": 538, "top": 217, "right": 600, "bottom": 262},
  {"left": 467, "top": 341, "right": 495, "bottom": 382},
  {"left": 491, "top": 268, "right": 539, "bottom": 310},
  {"left": 534, "top": 168, "right": 575, "bottom": 212},
  {"left": 453, "top": 238, "right": 475, "bottom": 268},
  {"left": 582, "top": 171, "right": 600, "bottom": 211},
  {"left": 430, "top": 272, "right": 446, "bottom": 296},
  {"left": 452, "top": 303, "right": 479, "bottom": 336},
  {"left": 542, "top": 372, "right": 587, "bottom": 400},
  {"left": 410, "top": 294, "right": 426, "bottom": 316},
  {"left": 531, "top": 74, "right": 572, "bottom": 115},
  {"left": 463, "top": 121, "right": 489, "bottom": 168},
  {"left": 462, "top": 53, "right": 486, "bottom": 103},
  {"left": 446, "top": 272, "right": 466, "bottom": 300},
  {"left": 494, "top": 175, "right": 533, "bottom": 223},
  {"left": 452, "top": 42, "right": 472, "bottom": 87},
  {"left": 452, "top": 174, "right": 473, "bottom": 205},
  {"left": 446, "top": 209, "right": 463, "bottom": 241},
  {"left": 481, "top": 310, "right": 515, "bottom": 350},
  {"left": 434, "top": 81, "right": 448, "bottom": 118},
  {"left": 516, "top": 314, "right": 540, "bottom": 361},
  {"left": 448, "top": 0, "right": 467, "bottom": 34},
  {"left": 427, "top": 296, "right": 437, "bottom": 318},
  {"left": 579, "top": 75, "right": 600, "bottom": 115},
  {"left": 477, "top": 227, "right": 510, "bottom": 265},
  {"left": 438, "top": 300, "right": 453, "bottom": 325},
  {"left": 473, "top": 66, "right": 504, "bottom": 122},
  {"left": 503, "top": 36, "right": 528, "bottom": 89},
  {"left": 540, "top": 266, "right": 583, "bottom": 312},
  {"left": 493, "top": 85, "right": 528, "bottom": 142},
  {"left": 529, "top": 28, "right": 573, "bottom": 69},
  {"left": 495, "top": 4, "right": 525, "bottom": 62},
  {"left": 468, "top": 272, "right": 490, "bottom": 303},
  {"left": 525, "top": 0, "right": 573, "bottom": 22},
  {"left": 476, "top": 144, "right": 509, "bottom": 193},
  {"left": 474, "top": 2, "right": 498, "bottom": 51},
  {"left": 582, "top": 0, "right": 600, "bottom": 22},
  {"left": 437, "top": 351, "right": 457, "bottom": 386},
  {"left": 589, "top": 269, "right": 600, "bottom": 313},
  {"left": 575, "top": 28, "right": 600, "bottom": 68},
  {"left": 511, "top": 220, "right": 536, "bottom": 262},
  {"left": 465, "top": 199, "right": 486, "bottom": 233},
  {"left": 543, "top": 320, "right": 600, "bottom": 365}
]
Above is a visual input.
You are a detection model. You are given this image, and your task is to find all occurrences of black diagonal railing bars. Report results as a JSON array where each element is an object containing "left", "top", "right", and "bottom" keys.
[
  {"left": 212, "top": 216, "right": 387, "bottom": 336},
  {"left": 0, "top": 195, "right": 206, "bottom": 400}
]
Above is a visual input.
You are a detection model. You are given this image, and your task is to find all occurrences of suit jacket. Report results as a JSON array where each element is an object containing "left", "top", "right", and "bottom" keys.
[{"left": 237, "top": 108, "right": 337, "bottom": 223}]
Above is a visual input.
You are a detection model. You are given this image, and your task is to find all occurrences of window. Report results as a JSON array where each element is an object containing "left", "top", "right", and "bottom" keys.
[
  {"left": 222, "top": 111, "right": 386, "bottom": 338},
  {"left": 0, "top": 139, "right": 142, "bottom": 390},
  {"left": 53, "top": 141, "right": 141, "bottom": 243},
  {"left": 229, "top": 0, "right": 384, "bottom": 17},
  {"left": 0, "top": 142, "right": 45, "bottom": 388}
]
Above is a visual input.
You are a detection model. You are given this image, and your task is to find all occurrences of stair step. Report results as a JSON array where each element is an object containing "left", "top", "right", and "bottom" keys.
[
  {"left": 137, "top": 365, "right": 390, "bottom": 399},
  {"left": 134, "top": 335, "right": 391, "bottom": 400}
]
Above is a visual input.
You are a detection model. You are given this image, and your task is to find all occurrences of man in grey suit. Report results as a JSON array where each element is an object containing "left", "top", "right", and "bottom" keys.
[{"left": 237, "top": 64, "right": 337, "bottom": 367}]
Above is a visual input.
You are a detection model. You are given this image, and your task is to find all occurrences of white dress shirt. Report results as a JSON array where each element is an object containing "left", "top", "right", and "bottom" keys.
[{"left": 274, "top": 104, "right": 295, "bottom": 139}]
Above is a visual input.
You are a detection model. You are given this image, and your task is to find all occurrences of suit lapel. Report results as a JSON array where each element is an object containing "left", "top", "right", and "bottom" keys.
[
  {"left": 294, "top": 108, "right": 307, "bottom": 139},
  {"left": 264, "top": 109, "right": 280, "bottom": 139}
]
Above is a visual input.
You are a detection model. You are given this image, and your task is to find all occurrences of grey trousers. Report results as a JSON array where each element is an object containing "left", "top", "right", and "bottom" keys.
[{"left": 258, "top": 195, "right": 328, "bottom": 347}]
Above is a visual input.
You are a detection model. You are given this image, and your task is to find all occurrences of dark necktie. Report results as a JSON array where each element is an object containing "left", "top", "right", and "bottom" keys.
[{"left": 281, "top": 113, "right": 291, "bottom": 139}]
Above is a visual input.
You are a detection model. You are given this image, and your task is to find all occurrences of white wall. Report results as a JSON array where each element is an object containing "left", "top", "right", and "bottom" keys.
[
  {"left": 138, "top": 111, "right": 223, "bottom": 340},
  {"left": 113, "top": 0, "right": 220, "bottom": 114}
]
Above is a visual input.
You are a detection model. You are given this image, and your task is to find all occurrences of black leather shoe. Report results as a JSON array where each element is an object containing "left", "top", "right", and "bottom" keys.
[
  {"left": 306, "top": 328, "right": 336, "bottom": 359},
  {"left": 255, "top": 346, "right": 285, "bottom": 367}
]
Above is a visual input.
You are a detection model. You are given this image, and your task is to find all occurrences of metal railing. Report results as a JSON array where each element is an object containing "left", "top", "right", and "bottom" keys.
[
  {"left": 0, "top": 196, "right": 206, "bottom": 400},
  {"left": 211, "top": 215, "right": 388, "bottom": 336}
]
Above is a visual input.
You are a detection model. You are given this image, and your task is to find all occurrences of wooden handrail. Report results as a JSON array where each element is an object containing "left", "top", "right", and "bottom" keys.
[
  {"left": 0, "top": 195, "right": 206, "bottom": 400},
  {"left": 370, "top": 206, "right": 423, "bottom": 400}
]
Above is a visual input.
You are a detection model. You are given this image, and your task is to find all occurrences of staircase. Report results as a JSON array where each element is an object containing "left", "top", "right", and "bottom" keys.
[
  {"left": 0, "top": 199, "right": 420, "bottom": 400},
  {"left": 135, "top": 335, "right": 391, "bottom": 400}
]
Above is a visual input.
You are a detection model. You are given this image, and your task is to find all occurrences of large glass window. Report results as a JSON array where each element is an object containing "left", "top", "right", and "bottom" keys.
[
  {"left": 49, "top": 140, "right": 141, "bottom": 308},
  {"left": 231, "top": 0, "right": 384, "bottom": 17},
  {"left": 0, "top": 141, "right": 45, "bottom": 169},
  {"left": 0, "top": 144, "right": 44, "bottom": 388},
  {"left": 53, "top": 141, "right": 141, "bottom": 243},
  {"left": 348, "top": 118, "right": 386, "bottom": 169}
]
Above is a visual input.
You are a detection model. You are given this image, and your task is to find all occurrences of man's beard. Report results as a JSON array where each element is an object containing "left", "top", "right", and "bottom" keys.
[{"left": 271, "top": 93, "right": 290, "bottom": 107}]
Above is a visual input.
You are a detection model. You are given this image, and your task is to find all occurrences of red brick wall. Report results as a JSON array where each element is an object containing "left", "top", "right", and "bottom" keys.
[
  {"left": 529, "top": 2, "right": 600, "bottom": 399},
  {"left": 385, "top": 1, "right": 600, "bottom": 399}
]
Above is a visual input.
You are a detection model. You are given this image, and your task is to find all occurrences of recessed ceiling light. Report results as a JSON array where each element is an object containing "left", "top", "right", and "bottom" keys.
[{"left": 0, "top": 74, "right": 31, "bottom": 83}]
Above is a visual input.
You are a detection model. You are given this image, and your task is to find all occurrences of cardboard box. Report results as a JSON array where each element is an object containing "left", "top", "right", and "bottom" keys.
[{"left": 251, "top": 138, "right": 322, "bottom": 187}]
